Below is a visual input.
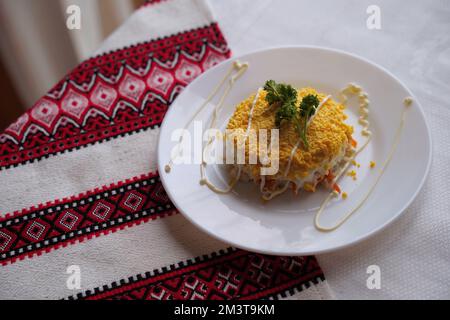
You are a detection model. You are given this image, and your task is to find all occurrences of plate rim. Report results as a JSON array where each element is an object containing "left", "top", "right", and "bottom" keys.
[{"left": 157, "top": 45, "right": 433, "bottom": 255}]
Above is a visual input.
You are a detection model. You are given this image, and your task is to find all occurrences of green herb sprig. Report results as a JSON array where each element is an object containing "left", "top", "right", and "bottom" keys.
[
  {"left": 299, "top": 94, "right": 320, "bottom": 148},
  {"left": 263, "top": 80, "right": 299, "bottom": 128},
  {"left": 263, "top": 80, "right": 320, "bottom": 149}
]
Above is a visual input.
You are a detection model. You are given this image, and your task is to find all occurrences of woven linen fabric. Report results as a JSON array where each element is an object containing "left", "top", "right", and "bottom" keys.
[{"left": 0, "top": 0, "right": 334, "bottom": 300}]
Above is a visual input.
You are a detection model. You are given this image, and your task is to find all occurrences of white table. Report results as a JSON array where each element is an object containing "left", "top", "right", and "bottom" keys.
[{"left": 210, "top": 0, "right": 450, "bottom": 299}]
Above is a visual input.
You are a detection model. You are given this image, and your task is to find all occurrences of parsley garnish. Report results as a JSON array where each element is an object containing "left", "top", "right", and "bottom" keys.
[
  {"left": 299, "top": 94, "right": 320, "bottom": 148},
  {"left": 263, "top": 80, "right": 320, "bottom": 149},
  {"left": 263, "top": 80, "right": 298, "bottom": 127}
]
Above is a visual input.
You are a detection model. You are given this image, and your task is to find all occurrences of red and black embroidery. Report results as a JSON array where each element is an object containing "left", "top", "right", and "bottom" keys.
[
  {"left": 0, "top": 172, "right": 176, "bottom": 265},
  {"left": 69, "top": 248, "right": 324, "bottom": 300},
  {"left": 0, "top": 23, "right": 230, "bottom": 170}
]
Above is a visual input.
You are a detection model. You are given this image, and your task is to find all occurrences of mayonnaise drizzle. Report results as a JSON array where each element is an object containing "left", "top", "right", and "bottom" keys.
[
  {"left": 307, "top": 95, "right": 331, "bottom": 127},
  {"left": 165, "top": 61, "right": 248, "bottom": 174},
  {"left": 245, "top": 88, "right": 261, "bottom": 136},
  {"left": 314, "top": 86, "right": 411, "bottom": 232},
  {"left": 199, "top": 80, "right": 262, "bottom": 194},
  {"left": 261, "top": 95, "right": 331, "bottom": 201}
]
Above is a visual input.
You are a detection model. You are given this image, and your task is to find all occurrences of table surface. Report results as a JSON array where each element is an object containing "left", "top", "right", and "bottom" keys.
[{"left": 210, "top": 0, "right": 450, "bottom": 299}]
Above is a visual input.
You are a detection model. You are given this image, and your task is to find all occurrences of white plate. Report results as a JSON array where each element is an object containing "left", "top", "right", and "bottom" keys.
[{"left": 157, "top": 46, "right": 432, "bottom": 255}]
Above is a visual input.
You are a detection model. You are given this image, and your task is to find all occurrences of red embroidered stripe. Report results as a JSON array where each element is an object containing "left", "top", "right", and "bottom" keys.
[
  {"left": 0, "top": 23, "right": 230, "bottom": 170},
  {"left": 0, "top": 172, "right": 176, "bottom": 265},
  {"left": 69, "top": 248, "right": 324, "bottom": 300}
]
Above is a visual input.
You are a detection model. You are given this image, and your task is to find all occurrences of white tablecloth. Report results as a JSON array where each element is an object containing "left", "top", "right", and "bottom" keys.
[{"left": 209, "top": 0, "right": 450, "bottom": 299}]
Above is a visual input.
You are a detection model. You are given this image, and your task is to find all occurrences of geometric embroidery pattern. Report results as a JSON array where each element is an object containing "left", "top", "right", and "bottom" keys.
[
  {"left": 0, "top": 173, "right": 175, "bottom": 265},
  {"left": 69, "top": 249, "right": 324, "bottom": 300},
  {"left": 0, "top": 23, "right": 230, "bottom": 170}
]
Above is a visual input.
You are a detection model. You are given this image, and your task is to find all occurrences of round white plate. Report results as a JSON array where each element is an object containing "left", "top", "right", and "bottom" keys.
[{"left": 157, "top": 46, "right": 432, "bottom": 255}]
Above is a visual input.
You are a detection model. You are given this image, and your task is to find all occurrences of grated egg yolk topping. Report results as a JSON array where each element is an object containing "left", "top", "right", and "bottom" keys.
[{"left": 226, "top": 87, "right": 354, "bottom": 181}]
